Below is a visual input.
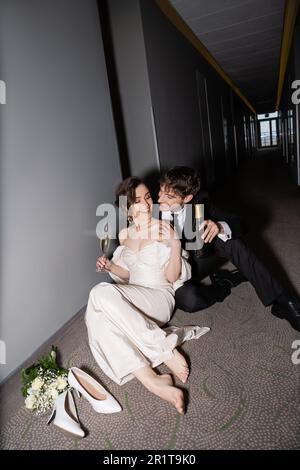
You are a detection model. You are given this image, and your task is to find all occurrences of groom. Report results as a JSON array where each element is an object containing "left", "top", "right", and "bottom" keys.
[{"left": 158, "top": 166, "right": 300, "bottom": 332}]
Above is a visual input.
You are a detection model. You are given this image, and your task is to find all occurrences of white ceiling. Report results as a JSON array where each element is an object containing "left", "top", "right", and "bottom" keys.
[{"left": 170, "top": 0, "right": 286, "bottom": 111}]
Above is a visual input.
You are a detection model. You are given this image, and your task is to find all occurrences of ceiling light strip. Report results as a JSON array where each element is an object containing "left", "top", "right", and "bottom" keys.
[{"left": 275, "top": 0, "right": 300, "bottom": 110}]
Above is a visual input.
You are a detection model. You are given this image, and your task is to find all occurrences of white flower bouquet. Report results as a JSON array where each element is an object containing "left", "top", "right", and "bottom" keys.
[{"left": 21, "top": 346, "right": 69, "bottom": 414}]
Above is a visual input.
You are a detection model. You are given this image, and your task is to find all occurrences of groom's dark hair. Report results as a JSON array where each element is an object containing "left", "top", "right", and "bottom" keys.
[{"left": 160, "top": 166, "right": 201, "bottom": 197}]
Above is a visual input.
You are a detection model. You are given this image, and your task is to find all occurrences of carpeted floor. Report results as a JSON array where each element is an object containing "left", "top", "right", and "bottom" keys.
[{"left": 1, "top": 152, "right": 300, "bottom": 450}]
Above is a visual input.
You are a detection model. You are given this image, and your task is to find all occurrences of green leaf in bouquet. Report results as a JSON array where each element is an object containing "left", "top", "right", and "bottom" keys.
[
  {"left": 37, "top": 346, "right": 59, "bottom": 370},
  {"left": 20, "top": 346, "right": 69, "bottom": 405},
  {"left": 21, "top": 383, "right": 30, "bottom": 398},
  {"left": 21, "top": 365, "right": 38, "bottom": 383},
  {"left": 21, "top": 365, "right": 39, "bottom": 397}
]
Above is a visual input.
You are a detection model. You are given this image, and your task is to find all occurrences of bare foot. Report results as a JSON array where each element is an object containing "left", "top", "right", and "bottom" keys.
[
  {"left": 164, "top": 349, "right": 189, "bottom": 383},
  {"left": 147, "top": 374, "right": 185, "bottom": 415}
]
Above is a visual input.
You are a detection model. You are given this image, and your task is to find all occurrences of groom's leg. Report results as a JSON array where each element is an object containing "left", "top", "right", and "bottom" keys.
[
  {"left": 213, "top": 237, "right": 283, "bottom": 306},
  {"left": 175, "top": 279, "right": 230, "bottom": 313}
]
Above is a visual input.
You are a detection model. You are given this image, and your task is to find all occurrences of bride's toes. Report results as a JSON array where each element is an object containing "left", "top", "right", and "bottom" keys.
[
  {"left": 174, "top": 389, "right": 185, "bottom": 414},
  {"left": 177, "top": 364, "right": 189, "bottom": 384},
  {"left": 149, "top": 375, "right": 186, "bottom": 414},
  {"left": 164, "top": 350, "right": 189, "bottom": 384},
  {"left": 180, "top": 367, "right": 189, "bottom": 383}
]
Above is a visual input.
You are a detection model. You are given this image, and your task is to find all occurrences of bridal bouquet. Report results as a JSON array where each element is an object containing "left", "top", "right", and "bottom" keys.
[{"left": 21, "top": 346, "right": 69, "bottom": 415}]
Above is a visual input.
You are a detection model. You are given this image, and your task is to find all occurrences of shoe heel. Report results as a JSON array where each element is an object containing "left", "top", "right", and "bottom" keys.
[
  {"left": 47, "top": 407, "right": 56, "bottom": 425},
  {"left": 73, "top": 389, "right": 81, "bottom": 399}
]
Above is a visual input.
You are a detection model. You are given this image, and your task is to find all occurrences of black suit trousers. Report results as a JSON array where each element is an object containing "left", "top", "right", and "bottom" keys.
[{"left": 175, "top": 237, "right": 283, "bottom": 313}]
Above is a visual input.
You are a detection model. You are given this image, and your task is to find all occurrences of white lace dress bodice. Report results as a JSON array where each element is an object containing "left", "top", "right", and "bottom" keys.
[{"left": 109, "top": 241, "right": 191, "bottom": 292}]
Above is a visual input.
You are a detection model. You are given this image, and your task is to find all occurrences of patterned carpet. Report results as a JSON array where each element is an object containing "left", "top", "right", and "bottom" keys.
[{"left": 1, "top": 153, "right": 300, "bottom": 450}]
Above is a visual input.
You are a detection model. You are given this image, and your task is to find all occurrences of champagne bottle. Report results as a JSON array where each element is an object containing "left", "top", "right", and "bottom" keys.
[{"left": 194, "top": 203, "right": 204, "bottom": 256}]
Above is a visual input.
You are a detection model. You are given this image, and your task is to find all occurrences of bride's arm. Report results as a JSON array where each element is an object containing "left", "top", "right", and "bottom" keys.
[
  {"left": 160, "top": 222, "right": 182, "bottom": 283},
  {"left": 96, "top": 255, "right": 129, "bottom": 281},
  {"left": 109, "top": 260, "right": 130, "bottom": 281},
  {"left": 165, "top": 242, "right": 182, "bottom": 283}
]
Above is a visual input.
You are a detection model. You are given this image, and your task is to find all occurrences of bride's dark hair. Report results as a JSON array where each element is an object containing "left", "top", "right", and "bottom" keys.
[{"left": 115, "top": 176, "right": 143, "bottom": 210}]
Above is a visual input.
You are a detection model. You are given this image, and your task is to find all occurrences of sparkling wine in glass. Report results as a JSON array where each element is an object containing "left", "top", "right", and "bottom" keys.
[
  {"left": 99, "top": 234, "right": 111, "bottom": 257},
  {"left": 97, "top": 234, "right": 111, "bottom": 272}
]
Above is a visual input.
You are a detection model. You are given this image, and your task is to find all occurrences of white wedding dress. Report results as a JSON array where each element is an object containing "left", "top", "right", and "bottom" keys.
[{"left": 85, "top": 241, "right": 210, "bottom": 385}]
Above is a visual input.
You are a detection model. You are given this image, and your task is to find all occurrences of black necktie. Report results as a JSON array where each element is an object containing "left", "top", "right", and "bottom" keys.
[
  {"left": 172, "top": 213, "right": 180, "bottom": 232},
  {"left": 169, "top": 213, "right": 174, "bottom": 228}
]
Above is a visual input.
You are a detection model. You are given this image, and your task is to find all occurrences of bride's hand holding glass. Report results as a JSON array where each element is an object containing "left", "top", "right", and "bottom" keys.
[
  {"left": 96, "top": 235, "right": 112, "bottom": 272},
  {"left": 96, "top": 256, "right": 112, "bottom": 272}
]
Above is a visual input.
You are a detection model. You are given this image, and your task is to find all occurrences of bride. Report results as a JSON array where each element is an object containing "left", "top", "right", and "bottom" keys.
[{"left": 85, "top": 177, "right": 209, "bottom": 414}]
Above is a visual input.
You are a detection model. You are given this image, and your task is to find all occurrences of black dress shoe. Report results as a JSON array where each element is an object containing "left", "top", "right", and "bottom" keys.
[
  {"left": 212, "top": 279, "right": 232, "bottom": 301},
  {"left": 210, "top": 269, "right": 247, "bottom": 288},
  {"left": 271, "top": 298, "right": 300, "bottom": 332}
]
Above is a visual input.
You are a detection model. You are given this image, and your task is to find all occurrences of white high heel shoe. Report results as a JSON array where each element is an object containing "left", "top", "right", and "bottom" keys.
[
  {"left": 68, "top": 367, "right": 122, "bottom": 414},
  {"left": 47, "top": 389, "right": 85, "bottom": 438}
]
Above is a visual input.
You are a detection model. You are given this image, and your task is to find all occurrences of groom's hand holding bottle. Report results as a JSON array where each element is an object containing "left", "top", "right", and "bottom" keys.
[{"left": 202, "top": 219, "right": 222, "bottom": 243}]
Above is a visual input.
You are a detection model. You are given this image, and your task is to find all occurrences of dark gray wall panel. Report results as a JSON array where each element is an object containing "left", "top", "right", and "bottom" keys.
[{"left": 0, "top": 0, "right": 122, "bottom": 381}]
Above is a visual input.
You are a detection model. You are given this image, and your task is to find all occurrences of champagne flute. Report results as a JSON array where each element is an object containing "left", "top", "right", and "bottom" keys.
[
  {"left": 99, "top": 234, "right": 111, "bottom": 256},
  {"left": 97, "top": 234, "right": 111, "bottom": 271}
]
